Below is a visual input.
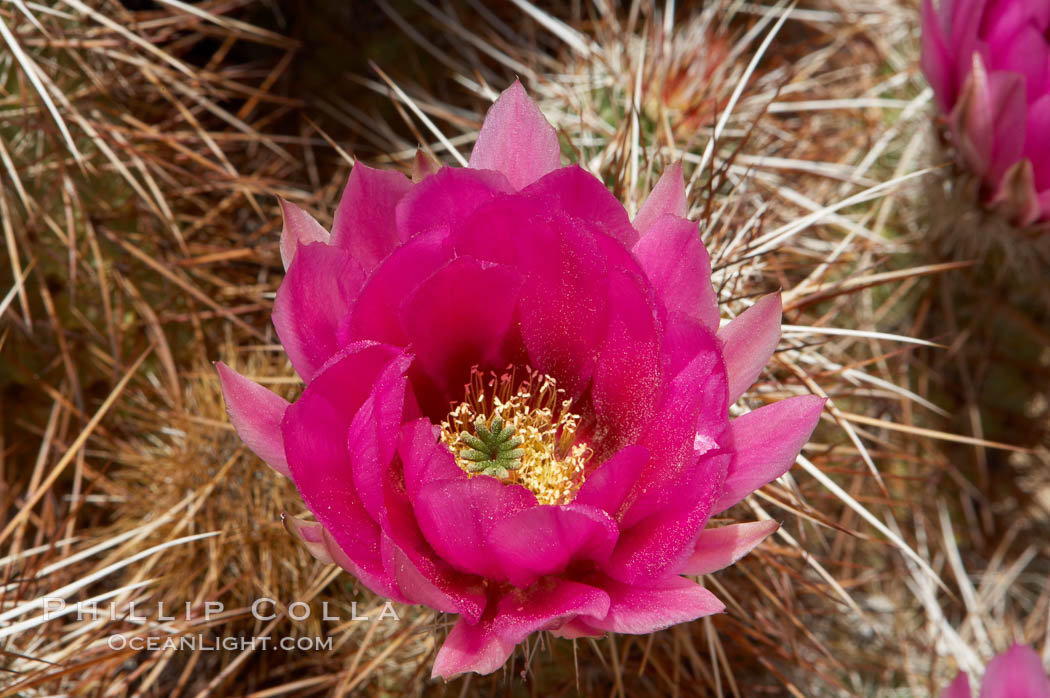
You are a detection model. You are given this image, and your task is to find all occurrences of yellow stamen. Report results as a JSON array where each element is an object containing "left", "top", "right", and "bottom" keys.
[{"left": 439, "top": 367, "right": 591, "bottom": 505}]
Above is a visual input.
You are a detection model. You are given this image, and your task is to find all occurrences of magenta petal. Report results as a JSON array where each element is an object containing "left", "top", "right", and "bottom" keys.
[
  {"left": 634, "top": 161, "right": 687, "bottom": 236},
  {"left": 583, "top": 574, "right": 724, "bottom": 634},
  {"left": 624, "top": 334, "right": 727, "bottom": 527},
  {"left": 395, "top": 166, "right": 513, "bottom": 240},
  {"left": 431, "top": 579, "right": 610, "bottom": 678},
  {"left": 455, "top": 196, "right": 609, "bottom": 396},
  {"left": 348, "top": 230, "right": 453, "bottom": 347},
  {"left": 991, "top": 27, "right": 1049, "bottom": 98},
  {"left": 399, "top": 418, "right": 463, "bottom": 501},
  {"left": 951, "top": 55, "right": 996, "bottom": 177},
  {"left": 718, "top": 293, "right": 782, "bottom": 403},
  {"left": 1025, "top": 95, "right": 1050, "bottom": 191},
  {"left": 980, "top": 645, "right": 1050, "bottom": 698},
  {"left": 677, "top": 520, "right": 779, "bottom": 575},
  {"left": 272, "top": 242, "right": 366, "bottom": 382},
  {"left": 921, "top": 0, "right": 956, "bottom": 109},
  {"left": 401, "top": 258, "right": 522, "bottom": 398},
  {"left": 468, "top": 80, "right": 561, "bottom": 191},
  {"left": 280, "top": 343, "right": 406, "bottom": 599},
  {"left": 380, "top": 535, "right": 486, "bottom": 620},
  {"left": 216, "top": 362, "right": 290, "bottom": 477},
  {"left": 320, "top": 525, "right": 406, "bottom": 602},
  {"left": 574, "top": 445, "right": 650, "bottom": 520},
  {"left": 712, "top": 395, "right": 825, "bottom": 514},
  {"left": 591, "top": 266, "right": 664, "bottom": 453},
  {"left": 606, "top": 450, "right": 730, "bottom": 583},
  {"left": 942, "top": 672, "right": 972, "bottom": 698},
  {"left": 414, "top": 476, "right": 536, "bottom": 579},
  {"left": 523, "top": 165, "right": 638, "bottom": 247},
  {"left": 348, "top": 355, "right": 412, "bottom": 524},
  {"left": 632, "top": 213, "right": 719, "bottom": 331},
  {"left": 279, "top": 199, "right": 330, "bottom": 271},
  {"left": 984, "top": 69, "right": 1027, "bottom": 184},
  {"left": 329, "top": 163, "right": 413, "bottom": 273},
  {"left": 487, "top": 504, "right": 619, "bottom": 587}
]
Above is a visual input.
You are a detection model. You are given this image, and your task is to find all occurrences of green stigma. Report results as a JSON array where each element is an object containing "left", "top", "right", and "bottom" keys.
[{"left": 456, "top": 415, "right": 525, "bottom": 479}]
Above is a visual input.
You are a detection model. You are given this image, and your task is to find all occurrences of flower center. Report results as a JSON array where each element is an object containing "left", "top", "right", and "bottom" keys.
[{"left": 439, "top": 367, "right": 591, "bottom": 505}]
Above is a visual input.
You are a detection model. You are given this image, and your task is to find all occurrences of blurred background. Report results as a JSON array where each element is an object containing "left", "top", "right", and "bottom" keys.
[{"left": 1, "top": 1, "right": 1047, "bottom": 695}]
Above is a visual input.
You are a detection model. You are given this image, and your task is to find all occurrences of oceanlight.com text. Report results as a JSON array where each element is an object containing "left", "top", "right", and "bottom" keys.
[{"left": 108, "top": 634, "right": 334, "bottom": 652}]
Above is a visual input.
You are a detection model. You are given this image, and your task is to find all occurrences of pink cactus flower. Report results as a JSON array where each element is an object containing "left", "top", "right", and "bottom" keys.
[
  {"left": 217, "top": 81, "right": 824, "bottom": 678},
  {"left": 921, "top": 0, "right": 1050, "bottom": 225},
  {"left": 942, "top": 645, "right": 1050, "bottom": 698}
]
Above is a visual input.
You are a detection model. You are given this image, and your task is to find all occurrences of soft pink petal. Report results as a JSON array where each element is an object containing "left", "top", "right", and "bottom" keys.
[
  {"left": 718, "top": 293, "right": 782, "bottom": 403},
  {"left": 583, "top": 574, "right": 724, "bottom": 635},
  {"left": 632, "top": 213, "right": 719, "bottom": 331},
  {"left": 942, "top": 672, "right": 973, "bottom": 698},
  {"left": 272, "top": 242, "right": 366, "bottom": 382},
  {"left": 216, "top": 362, "right": 290, "bottom": 477},
  {"left": 280, "top": 343, "right": 407, "bottom": 600},
  {"left": 634, "top": 162, "right": 687, "bottom": 236},
  {"left": 677, "top": 520, "right": 780, "bottom": 575},
  {"left": 573, "top": 445, "right": 650, "bottom": 520},
  {"left": 487, "top": 504, "right": 619, "bottom": 587},
  {"left": 980, "top": 645, "right": 1050, "bottom": 698},
  {"left": 432, "top": 579, "right": 609, "bottom": 678},
  {"left": 712, "top": 395, "right": 826, "bottom": 513},
  {"left": 523, "top": 165, "right": 638, "bottom": 247},
  {"left": 400, "top": 257, "right": 522, "bottom": 401},
  {"left": 413, "top": 476, "right": 536, "bottom": 580},
  {"left": 279, "top": 199, "right": 330, "bottom": 271},
  {"left": 329, "top": 163, "right": 413, "bottom": 273},
  {"left": 468, "top": 80, "right": 561, "bottom": 191},
  {"left": 395, "top": 166, "right": 513, "bottom": 240}
]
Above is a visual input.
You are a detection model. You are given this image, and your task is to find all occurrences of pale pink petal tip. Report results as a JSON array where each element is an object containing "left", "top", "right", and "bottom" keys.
[
  {"left": 718, "top": 292, "right": 783, "bottom": 404},
  {"left": 468, "top": 80, "right": 561, "bottom": 191},
  {"left": 713, "top": 394, "right": 826, "bottom": 513},
  {"left": 278, "top": 199, "right": 330, "bottom": 271},
  {"left": 679, "top": 519, "right": 780, "bottom": 576},
  {"left": 634, "top": 161, "right": 686, "bottom": 235},
  {"left": 216, "top": 362, "right": 290, "bottom": 477},
  {"left": 282, "top": 513, "right": 334, "bottom": 565},
  {"left": 981, "top": 644, "right": 1050, "bottom": 698},
  {"left": 329, "top": 162, "right": 414, "bottom": 273}
]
